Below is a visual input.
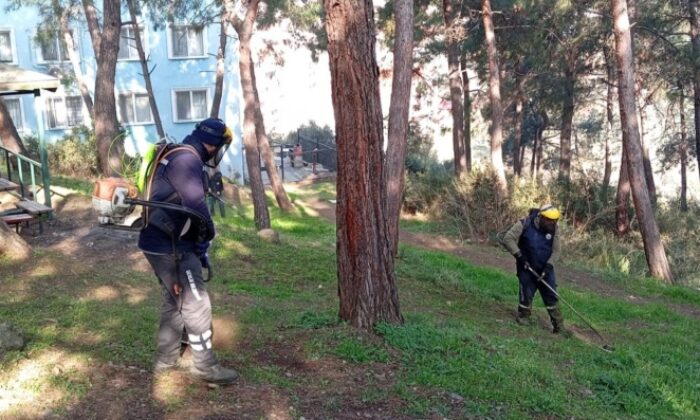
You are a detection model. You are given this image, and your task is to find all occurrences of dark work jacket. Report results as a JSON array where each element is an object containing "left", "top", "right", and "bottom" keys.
[
  {"left": 517, "top": 211, "right": 555, "bottom": 272},
  {"left": 138, "top": 139, "right": 215, "bottom": 254}
]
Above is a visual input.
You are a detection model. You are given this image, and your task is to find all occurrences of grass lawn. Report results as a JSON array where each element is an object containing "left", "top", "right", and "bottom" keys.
[{"left": 1, "top": 180, "right": 699, "bottom": 418}]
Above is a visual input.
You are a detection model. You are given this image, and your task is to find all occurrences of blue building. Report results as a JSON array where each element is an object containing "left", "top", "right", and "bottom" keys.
[{"left": 0, "top": 2, "right": 244, "bottom": 181}]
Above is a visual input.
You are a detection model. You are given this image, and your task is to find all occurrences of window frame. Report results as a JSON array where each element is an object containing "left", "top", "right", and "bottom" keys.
[
  {"left": 2, "top": 96, "right": 25, "bottom": 131},
  {"left": 35, "top": 28, "right": 74, "bottom": 65},
  {"left": 118, "top": 24, "right": 148, "bottom": 61},
  {"left": 166, "top": 23, "right": 207, "bottom": 59},
  {"left": 44, "top": 94, "right": 85, "bottom": 130},
  {"left": 0, "top": 28, "right": 18, "bottom": 65},
  {"left": 117, "top": 91, "right": 154, "bottom": 125},
  {"left": 171, "top": 88, "right": 210, "bottom": 123}
]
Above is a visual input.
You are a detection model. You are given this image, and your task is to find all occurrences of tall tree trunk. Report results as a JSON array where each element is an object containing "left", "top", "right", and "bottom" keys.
[
  {"left": 612, "top": 0, "right": 673, "bottom": 283},
  {"left": 84, "top": 0, "right": 123, "bottom": 176},
  {"left": 0, "top": 221, "right": 31, "bottom": 260},
  {"left": 638, "top": 101, "right": 657, "bottom": 204},
  {"left": 231, "top": 0, "right": 270, "bottom": 230},
  {"left": 324, "top": 0, "right": 403, "bottom": 328},
  {"left": 530, "top": 125, "right": 538, "bottom": 178},
  {"left": 0, "top": 99, "right": 28, "bottom": 156},
  {"left": 513, "top": 58, "right": 525, "bottom": 176},
  {"left": 559, "top": 54, "right": 576, "bottom": 181},
  {"left": 603, "top": 41, "right": 614, "bottom": 193},
  {"left": 679, "top": 82, "right": 689, "bottom": 212},
  {"left": 127, "top": 0, "right": 165, "bottom": 140},
  {"left": 385, "top": 0, "right": 414, "bottom": 257},
  {"left": 56, "top": 2, "right": 94, "bottom": 120},
  {"left": 481, "top": 0, "right": 507, "bottom": 192},
  {"left": 460, "top": 55, "right": 471, "bottom": 173},
  {"left": 690, "top": 0, "right": 700, "bottom": 184},
  {"left": 615, "top": 146, "right": 631, "bottom": 235},
  {"left": 250, "top": 60, "right": 294, "bottom": 212},
  {"left": 443, "top": 0, "right": 465, "bottom": 176},
  {"left": 211, "top": 16, "right": 228, "bottom": 119}
]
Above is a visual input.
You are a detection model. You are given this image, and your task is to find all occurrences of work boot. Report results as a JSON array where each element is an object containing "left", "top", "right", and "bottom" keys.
[
  {"left": 547, "top": 306, "right": 564, "bottom": 334},
  {"left": 153, "top": 359, "right": 179, "bottom": 373},
  {"left": 190, "top": 364, "right": 239, "bottom": 385},
  {"left": 516, "top": 306, "right": 532, "bottom": 326}
]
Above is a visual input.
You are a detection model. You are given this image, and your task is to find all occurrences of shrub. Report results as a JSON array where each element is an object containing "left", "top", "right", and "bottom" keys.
[
  {"left": 402, "top": 161, "right": 452, "bottom": 215},
  {"left": 47, "top": 125, "right": 98, "bottom": 177},
  {"left": 439, "top": 166, "right": 518, "bottom": 242}
]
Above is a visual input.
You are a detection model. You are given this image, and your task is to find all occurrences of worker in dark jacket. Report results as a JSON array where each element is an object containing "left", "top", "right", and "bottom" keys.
[
  {"left": 501, "top": 204, "right": 564, "bottom": 333},
  {"left": 138, "top": 118, "right": 238, "bottom": 384}
]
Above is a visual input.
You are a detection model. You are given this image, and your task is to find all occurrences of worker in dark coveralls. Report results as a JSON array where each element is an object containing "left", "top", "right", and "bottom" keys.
[
  {"left": 138, "top": 118, "right": 238, "bottom": 384},
  {"left": 500, "top": 204, "right": 564, "bottom": 333}
]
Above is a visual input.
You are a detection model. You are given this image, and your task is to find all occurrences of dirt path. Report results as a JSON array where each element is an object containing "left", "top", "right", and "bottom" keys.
[{"left": 301, "top": 198, "right": 700, "bottom": 320}]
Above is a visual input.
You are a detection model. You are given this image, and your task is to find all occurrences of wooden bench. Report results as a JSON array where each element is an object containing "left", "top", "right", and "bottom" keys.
[{"left": 1, "top": 213, "right": 35, "bottom": 233}]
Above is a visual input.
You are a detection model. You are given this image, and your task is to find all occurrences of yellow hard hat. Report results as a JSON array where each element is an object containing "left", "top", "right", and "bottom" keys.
[
  {"left": 539, "top": 204, "right": 560, "bottom": 221},
  {"left": 222, "top": 126, "right": 233, "bottom": 145}
]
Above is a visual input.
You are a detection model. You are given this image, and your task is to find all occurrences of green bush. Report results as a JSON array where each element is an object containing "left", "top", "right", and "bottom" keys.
[
  {"left": 402, "top": 161, "right": 452, "bottom": 215},
  {"left": 47, "top": 126, "right": 98, "bottom": 177}
]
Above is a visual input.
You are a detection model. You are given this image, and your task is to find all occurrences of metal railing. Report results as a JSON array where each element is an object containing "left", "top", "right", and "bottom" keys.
[{"left": 0, "top": 145, "right": 51, "bottom": 207}]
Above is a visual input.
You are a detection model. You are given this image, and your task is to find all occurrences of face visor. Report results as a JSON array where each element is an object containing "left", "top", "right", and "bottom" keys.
[{"left": 201, "top": 125, "right": 233, "bottom": 168}]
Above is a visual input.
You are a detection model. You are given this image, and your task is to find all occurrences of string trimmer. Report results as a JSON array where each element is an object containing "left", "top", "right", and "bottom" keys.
[{"left": 525, "top": 265, "right": 615, "bottom": 353}]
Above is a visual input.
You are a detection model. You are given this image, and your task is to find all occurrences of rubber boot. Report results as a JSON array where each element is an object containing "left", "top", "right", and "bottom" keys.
[
  {"left": 190, "top": 364, "right": 239, "bottom": 385},
  {"left": 547, "top": 306, "right": 564, "bottom": 334},
  {"left": 516, "top": 306, "right": 532, "bottom": 325}
]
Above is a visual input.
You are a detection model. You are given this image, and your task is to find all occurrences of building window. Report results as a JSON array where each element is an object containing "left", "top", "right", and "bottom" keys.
[
  {"left": 118, "top": 25, "right": 146, "bottom": 60},
  {"left": 0, "top": 29, "right": 16, "bottom": 64},
  {"left": 118, "top": 92, "right": 153, "bottom": 124},
  {"left": 169, "top": 24, "right": 204, "bottom": 58},
  {"left": 45, "top": 96, "right": 83, "bottom": 129},
  {"left": 173, "top": 89, "right": 208, "bottom": 122},
  {"left": 36, "top": 29, "right": 71, "bottom": 63},
  {"left": 2, "top": 97, "right": 23, "bottom": 130}
]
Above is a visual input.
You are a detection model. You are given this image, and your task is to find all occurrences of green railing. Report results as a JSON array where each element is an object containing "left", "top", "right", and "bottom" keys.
[{"left": 0, "top": 145, "right": 51, "bottom": 209}]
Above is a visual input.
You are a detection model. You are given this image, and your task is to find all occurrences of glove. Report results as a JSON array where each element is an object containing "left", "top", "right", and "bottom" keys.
[
  {"left": 195, "top": 241, "right": 210, "bottom": 257},
  {"left": 200, "top": 253, "right": 210, "bottom": 269},
  {"left": 514, "top": 252, "right": 530, "bottom": 270}
]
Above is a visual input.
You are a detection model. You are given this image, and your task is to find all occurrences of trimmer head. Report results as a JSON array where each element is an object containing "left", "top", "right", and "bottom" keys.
[{"left": 602, "top": 344, "right": 615, "bottom": 353}]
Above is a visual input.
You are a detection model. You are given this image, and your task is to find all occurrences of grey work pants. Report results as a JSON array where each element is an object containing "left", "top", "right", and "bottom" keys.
[{"left": 145, "top": 252, "right": 218, "bottom": 369}]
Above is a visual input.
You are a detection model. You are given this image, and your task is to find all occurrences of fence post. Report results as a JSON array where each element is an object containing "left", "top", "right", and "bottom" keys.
[{"left": 34, "top": 89, "right": 52, "bottom": 214}]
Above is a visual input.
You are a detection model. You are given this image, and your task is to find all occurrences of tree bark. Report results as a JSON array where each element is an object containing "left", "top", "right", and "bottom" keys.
[
  {"left": 638, "top": 100, "right": 657, "bottom": 204},
  {"left": 481, "top": 0, "right": 507, "bottom": 193},
  {"left": 603, "top": 41, "right": 614, "bottom": 193},
  {"left": 56, "top": 1, "right": 94, "bottom": 120},
  {"left": 460, "top": 55, "right": 471, "bottom": 173},
  {"left": 612, "top": 0, "right": 673, "bottom": 283},
  {"left": 0, "top": 99, "right": 28, "bottom": 156},
  {"left": 0, "top": 221, "right": 31, "bottom": 260},
  {"left": 615, "top": 145, "right": 630, "bottom": 235},
  {"left": 559, "top": 54, "right": 575, "bottom": 182},
  {"left": 385, "top": 0, "right": 414, "bottom": 257},
  {"left": 231, "top": 0, "right": 270, "bottom": 230},
  {"left": 324, "top": 0, "right": 403, "bottom": 328},
  {"left": 443, "top": 0, "right": 465, "bottom": 177},
  {"left": 679, "top": 82, "right": 689, "bottom": 212},
  {"left": 211, "top": 16, "right": 228, "bottom": 119},
  {"left": 513, "top": 58, "right": 525, "bottom": 176},
  {"left": 690, "top": 0, "right": 700, "bottom": 184},
  {"left": 127, "top": 0, "right": 165, "bottom": 140},
  {"left": 84, "top": 0, "right": 123, "bottom": 176}
]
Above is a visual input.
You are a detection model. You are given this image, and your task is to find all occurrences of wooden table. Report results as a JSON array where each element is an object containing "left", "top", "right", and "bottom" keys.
[{"left": 15, "top": 200, "right": 53, "bottom": 216}]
